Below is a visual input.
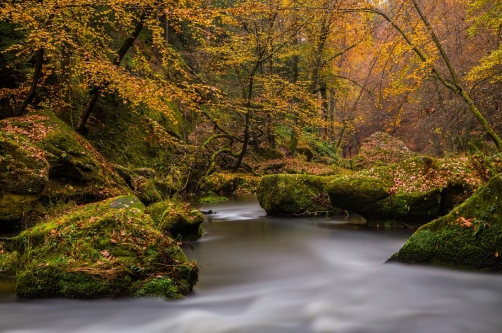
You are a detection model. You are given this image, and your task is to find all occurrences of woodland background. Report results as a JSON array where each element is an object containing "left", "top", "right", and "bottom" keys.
[{"left": 1, "top": 0, "right": 501, "bottom": 167}]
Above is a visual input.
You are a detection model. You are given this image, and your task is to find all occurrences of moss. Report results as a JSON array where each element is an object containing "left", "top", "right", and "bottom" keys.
[
  {"left": 327, "top": 175, "right": 391, "bottom": 215},
  {"left": 257, "top": 174, "right": 337, "bottom": 216},
  {"left": 14, "top": 195, "right": 198, "bottom": 299},
  {"left": 36, "top": 111, "right": 129, "bottom": 202},
  {"left": 379, "top": 188, "right": 442, "bottom": 222},
  {"left": 390, "top": 174, "right": 502, "bottom": 271},
  {"left": 0, "top": 247, "right": 17, "bottom": 277},
  {"left": 202, "top": 172, "right": 261, "bottom": 194},
  {"left": 258, "top": 147, "right": 283, "bottom": 160},
  {"left": 326, "top": 155, "right": 484, "bottom": 223},
  {"left": 0, "top": 111, "right": 130, "bottom": 218},
  {"left": 199, "top": 195, "right": 228, "bottom": 203},
  {"left": 133, "top": 276, "right": 181, "bottom": 299},
  {"left": 146, "top": 200, "right": 204, "bottom": 240},
  {"left": 351, "top": 132, "right": 416, "bottom": 170},
  {"left": 131, "top": 176, "right": 163, "bottom": 205},
  {"left": 0, "top": 130, "right": 50, "bottom": 226},
  {"left": 84, "top": 95, "right": 193, "bottom": 174}
]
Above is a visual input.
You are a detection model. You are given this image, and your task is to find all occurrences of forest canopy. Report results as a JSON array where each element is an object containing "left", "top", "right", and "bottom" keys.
[{"left": 0, "top": 0, "right": 501, "bottom": 157}]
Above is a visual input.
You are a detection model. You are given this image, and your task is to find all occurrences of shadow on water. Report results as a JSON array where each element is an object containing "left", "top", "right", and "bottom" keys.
[{"left": 1, "top": 194, "right": 502, "bottom": 333}]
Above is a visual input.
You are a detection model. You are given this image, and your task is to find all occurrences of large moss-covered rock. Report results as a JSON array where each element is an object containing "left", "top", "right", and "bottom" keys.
[
  {"left": 14, "top": 195, "right": 198, "bottom": 299},
  {"left": 202, "top": 172, "right": 261, "bottom": 194},
  {"left": 0, "top": 128, "right": 49, "bottom": 226},
  {"left": 257, "top": 174, "right": 336, "bottom": 216},
  {"left": 390, "top": 174, "right": 502, "bottom": 271},
  {"left": 114, "top": 165, "right": 184, "bottom": 205},
  {"left": 36, "top": 112, "right": 129, "bottom": 202},
  {"left": 146, "top": 200, "right": 204, "bottom": 240},
  {"left": 326, "top": 174, "right": 441, "bottom": 223},
  {"left": 327, "top": 156, "right": 481, "bottom": 223},
  {"left": 0, "top": 111, "right": 129, "bottom": 228},
  {"left": 0, "top": 243, "right": 17, "bottom": 276},
  {"left": 351, "top": 132, "right": 416, "bottom": 170}
]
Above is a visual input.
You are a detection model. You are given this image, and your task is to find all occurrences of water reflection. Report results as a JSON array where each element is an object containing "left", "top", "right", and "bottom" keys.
[{"left": 1, "top": 194, "right": 502, "bottom": 333}]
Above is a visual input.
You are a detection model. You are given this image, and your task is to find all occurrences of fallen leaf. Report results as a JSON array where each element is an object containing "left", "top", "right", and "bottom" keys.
[{"left": 100, "top": 250, "right": 110, "bottom": 257}]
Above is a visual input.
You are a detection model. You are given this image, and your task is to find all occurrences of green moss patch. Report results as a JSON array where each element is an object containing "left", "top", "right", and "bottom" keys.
[
  {"left": 13, "top": 195, "right": 198, "bottom": 299},
  {"left": 0, "top": 243, "right": 17, "bottom": 277},
  {"left": 146, "top": 200, "right": 204, "bottom": 240},
  {"left": 0, "top": 111, "right": 130, "bottom": 227},
  {"left": 257, "top": 174, "right": 337, "bottom": 216},
  {"left": 202, "top": 172, "right": 261, "bottom": 194},
  {"left": 326, "top": 156, "right": 483, "bottom": 223},
  {"left": 199, "top": 195, "right": 228, "bottom": 203},
  {"left": 390, "top": 174, "right": 502, "bottom": 271}
]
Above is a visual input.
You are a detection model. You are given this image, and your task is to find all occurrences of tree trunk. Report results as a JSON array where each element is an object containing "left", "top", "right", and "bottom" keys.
[
  {"left": 233, "top": 110, "right": 251, "bottom": 170},
  {"left": 16, "top": 48, "right": 44, "bottom": 116},
  {"left": 76, "top": 10, "right": 148, "bottom": 133},
  {"left": 361, "top": 4, "right": 502, "bottom": 151}
]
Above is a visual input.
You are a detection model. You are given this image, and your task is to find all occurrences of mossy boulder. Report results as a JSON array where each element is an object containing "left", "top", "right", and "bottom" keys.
[
  {"left": 202, "top": 172, "right": 261, "bottom": 194},
  {"left": 0, "top": 243, "right": 17, "bottom": 277},
  {"left": 326, "top": 174, "right": 441, "bottom": 223},
  {"left": 37, "top": 112, "right": 129, "bottom": 202},
  {"left": 14, "top": 195, "right": 198, "bottom": 299},
  {"left": 0, "top": 111, "right": 129, "bottom": 227},
  {"left": 257, "top": 174, "right": 336, "bottom": 216},
  {"left": 326, "top": 156, "right": 482, "bottom": 223},
  {"left": 352, "top": 132, "right": 416, "bottom": 170},
  {"left": 0, "top": 129, "right": 49, "bottom": 227},
  {"left": 114, "top": 165, "right": 184, "bottom": 205},
  {"left": 131, "top": 176, "right": 163, "bottom": 205},
  {"left": 146, "top": 200, "right": 204, "bottom": 240},
  {"left": 389, "top": 174, "right": 502, "bottom": 271}
]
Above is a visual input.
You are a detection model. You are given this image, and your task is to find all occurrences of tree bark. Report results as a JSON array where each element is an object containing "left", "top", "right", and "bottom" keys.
[
  {"left": 16, "top": 48, "right": 44, "bottom": 116},
  {"left": 76, "top": 10, "right": 149, "bottom": 134}
]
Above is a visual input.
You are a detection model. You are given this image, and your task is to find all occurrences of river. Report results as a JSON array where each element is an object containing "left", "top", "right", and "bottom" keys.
[{"left": 1, "top": 194, "right": 502, "bottom": 333}]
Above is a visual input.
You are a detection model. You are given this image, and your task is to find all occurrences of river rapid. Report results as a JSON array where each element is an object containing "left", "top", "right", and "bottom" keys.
[{"left": 1, "top": 194, "right": 502, "bottom": 333}]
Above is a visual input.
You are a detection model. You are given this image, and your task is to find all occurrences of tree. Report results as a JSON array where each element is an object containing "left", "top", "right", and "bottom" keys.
[
  {"left": 0, "top": 0, "right": 210, "bottom": 133},
  {"left": 349, "top": 0, "right": 502, "bottom": 150}
]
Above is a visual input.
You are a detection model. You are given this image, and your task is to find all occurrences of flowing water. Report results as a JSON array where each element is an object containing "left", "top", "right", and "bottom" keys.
[{"left": 1, "top": 194, "right": 502, "bottom": 333}]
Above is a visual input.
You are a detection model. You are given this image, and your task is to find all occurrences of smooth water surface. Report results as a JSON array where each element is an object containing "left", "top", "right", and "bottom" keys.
[{"left": 1, "top": 194, "right": 502, "bottom": 333}]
